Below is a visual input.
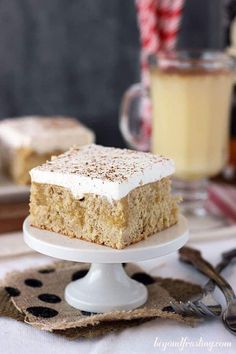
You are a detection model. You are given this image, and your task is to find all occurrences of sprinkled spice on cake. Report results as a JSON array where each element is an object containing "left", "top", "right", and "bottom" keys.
[{"left": 34, "top": 144, "right": 174, "bottom": 184}]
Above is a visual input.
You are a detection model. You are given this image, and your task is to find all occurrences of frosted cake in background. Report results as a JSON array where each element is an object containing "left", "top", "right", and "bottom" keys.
[
  {"left": 0, "top": 116, "right": 95, "bottom": 184},
  {"left": 30, "top": 144, "right": 179, "bottom": 249}
]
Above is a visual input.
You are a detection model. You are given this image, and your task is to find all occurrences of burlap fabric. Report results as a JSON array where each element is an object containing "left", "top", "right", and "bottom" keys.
[{"left": 0, "top": 261, "right": 202, "bottom": 339}]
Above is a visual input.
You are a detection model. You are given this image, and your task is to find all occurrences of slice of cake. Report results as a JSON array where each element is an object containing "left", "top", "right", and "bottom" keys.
[
  {"left": 0, "top": 116, "right": 95, "bottom": 185},
  {"left": 29, "top": 144, "right": 179, "bottom": 249}
]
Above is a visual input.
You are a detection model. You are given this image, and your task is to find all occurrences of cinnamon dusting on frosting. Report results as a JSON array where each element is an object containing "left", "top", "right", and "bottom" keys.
[{"left": 36, "top": 144, "right": 172, "bottom": 183}]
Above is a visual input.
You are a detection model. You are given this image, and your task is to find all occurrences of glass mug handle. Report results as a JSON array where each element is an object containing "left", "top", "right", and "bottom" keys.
[{"left": 119, "top": 83, "right": 151, "bottom": 152}]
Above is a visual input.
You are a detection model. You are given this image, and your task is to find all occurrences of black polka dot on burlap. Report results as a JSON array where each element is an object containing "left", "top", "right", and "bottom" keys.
[
  {"left": 38, "top": 268, "right": 55, "bottom": 274},
  {"left": 5, "top": 287, "right": 21, "bottom": 297},
  {"left": 81, "top": 310, "right": 96, "bottom": 316},
  {"left": 131, "top": 272, "right": 155, "bottom": 285},
  {"left": 24, "top": 278, "right": 43, "bottom": 288},
  {"left": 71, "top": 269, "right": 88, "bottom": 281},
  {"left": 162, "top": 306, "right": 175, "bottom": 313},
  {"left": 26, "top": 306, "right": 58, "bottom": 318},
  {"left": 38, "top": 293, "right": 61, "bottom": 304}
]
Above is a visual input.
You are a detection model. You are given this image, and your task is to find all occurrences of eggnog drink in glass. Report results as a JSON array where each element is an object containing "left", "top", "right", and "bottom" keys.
[{"left": 149, "top": 51, "right": 235, "bottom": 229}]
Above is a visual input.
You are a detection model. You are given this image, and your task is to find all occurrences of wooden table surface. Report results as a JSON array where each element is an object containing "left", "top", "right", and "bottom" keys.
[{"left": 0, "top": 199, "right": 29, "bottom": 234}]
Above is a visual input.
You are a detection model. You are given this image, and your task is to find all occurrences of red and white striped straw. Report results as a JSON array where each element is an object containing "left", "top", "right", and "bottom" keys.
[
  {"left": 136, "top": 0, "right": 185, "bottom": 85},
  {"left": 136, "top": 0, "right": 160, "bottom": 86},
  {"left": 135, "top": 0, "right": 185, "bottom": 136},
  {"left": 136, "top": 0, "right": 161, "bottom": 55},
  {"left": 157, "top": 0, "right": 185, "bottom": 50}
]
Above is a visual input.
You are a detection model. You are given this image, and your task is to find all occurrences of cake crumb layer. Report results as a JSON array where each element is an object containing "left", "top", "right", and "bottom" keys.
[{"left": 30, "top": 178, "right": 179, "bottom": 249}]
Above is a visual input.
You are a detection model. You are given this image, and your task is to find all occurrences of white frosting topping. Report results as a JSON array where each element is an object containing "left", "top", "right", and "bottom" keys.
[
  {"left": 0, "top": 116, "right": 95, "bottom": 153},
  {"left": 30, "top": 144, "right": 175, "bottom": 201}
]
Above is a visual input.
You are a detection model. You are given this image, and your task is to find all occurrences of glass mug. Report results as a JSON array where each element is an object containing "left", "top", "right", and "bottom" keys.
[{"left": 120, "top": 50, "right": 235, "bottom": 222}]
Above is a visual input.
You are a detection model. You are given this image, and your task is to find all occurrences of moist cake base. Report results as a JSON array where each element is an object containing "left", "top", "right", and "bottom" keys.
[{"left": 30, "top": 178, "right": 179, "bottom": 249}]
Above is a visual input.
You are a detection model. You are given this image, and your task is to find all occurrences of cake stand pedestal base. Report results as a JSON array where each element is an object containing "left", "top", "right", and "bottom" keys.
[{"left": 65, "top": 263, "right": 147, "bottom": 312}]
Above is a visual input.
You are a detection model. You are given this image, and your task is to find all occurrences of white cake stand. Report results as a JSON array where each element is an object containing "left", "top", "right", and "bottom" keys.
[{"left": 23, "top": 216, "right": 188, "bottom": 313}]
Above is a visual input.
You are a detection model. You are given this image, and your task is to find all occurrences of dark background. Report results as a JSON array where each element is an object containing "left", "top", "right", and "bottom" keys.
[{"left": 0, "top": 0, "right": 232, "bottom": 147}]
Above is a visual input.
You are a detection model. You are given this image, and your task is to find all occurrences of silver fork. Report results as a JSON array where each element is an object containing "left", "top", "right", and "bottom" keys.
[{"left": 170, "top": 248, "right": 236, "bottom": 318}]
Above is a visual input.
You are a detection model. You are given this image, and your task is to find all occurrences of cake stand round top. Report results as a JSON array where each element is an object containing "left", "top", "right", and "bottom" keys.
[{"left": 23, "top": 215, "right": 188, "bottom": 263}]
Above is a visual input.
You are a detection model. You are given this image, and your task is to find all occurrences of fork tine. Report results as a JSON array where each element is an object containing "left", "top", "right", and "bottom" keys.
[
  {"left": 179, "top": 300, "right": 196, "bottom": 315},
  {"left": 169, "top": 301, "right": 184, "bottom": 314},
  {"left": 170, "top": 301, "right": 193, "bottom": 315},
  {"left": 198, "top": 304, "right": 217, "bottom": 317},
  {"left": 170, "top": 299, "right": 218, "bottom": 319},
  {"left": 187, "top": 302, "right": 209, "bottom": 317},
  {"left": 176, "top": 300, "right": 201, "bottom": 316},
  {"left": 179, "top": 300, "right": 202, "bottom": 317},
  {"left": 197, "top": 302, "right": 222, "bottom": 317},
  {"left": 188, "top": 301, "right": 220, "bottom": 318}
]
